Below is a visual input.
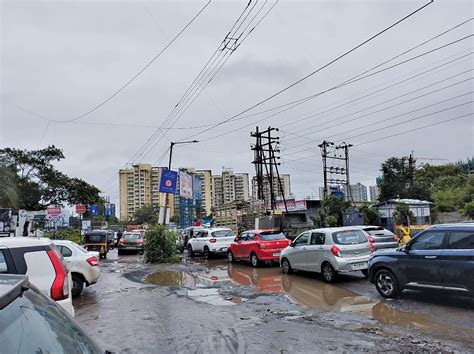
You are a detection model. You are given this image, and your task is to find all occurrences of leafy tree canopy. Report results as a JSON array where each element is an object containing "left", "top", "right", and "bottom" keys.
[
  {"left": 0, "top": 145, "right": 101, "bottom": 210},
  {"left": 132, "top": 205, "right": 159, "bottom": 225}
]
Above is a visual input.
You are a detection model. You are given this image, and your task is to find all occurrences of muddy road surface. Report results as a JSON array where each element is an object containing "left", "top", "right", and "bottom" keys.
[{"left": 75, "top": 251, "right": 474, "bottom": 353}]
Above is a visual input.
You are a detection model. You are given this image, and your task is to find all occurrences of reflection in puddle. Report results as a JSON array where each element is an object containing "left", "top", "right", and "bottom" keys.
[{"left": 145, "top": 263, "right": 474, "bottom": 343}]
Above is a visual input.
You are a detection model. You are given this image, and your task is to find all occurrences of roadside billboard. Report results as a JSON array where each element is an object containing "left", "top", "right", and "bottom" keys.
[
  {"left": 275, "top": 199, "right": 307, "bottom": 212},
  {"left": 47, "top": 206, "right": 62, "bottom": 220},
  {"left": 90, "top": 205, "right": 99, "bottom": 216},
  {"left": 179, "top": 171, "right": 193, "bottom": 199},
  {"left": 75, "top": 204, "right": 86, "bottom": 214},
  {"left": 159, "top": 169, "right": 178, "bottom": 194},
  {"left": 193, "top": 177, "right": 202, "bottom": 200}
]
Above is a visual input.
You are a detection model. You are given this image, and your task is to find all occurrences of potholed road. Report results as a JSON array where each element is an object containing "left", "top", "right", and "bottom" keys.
[{"left": 74, "top": 250, "right": 474, "bottom": 353}]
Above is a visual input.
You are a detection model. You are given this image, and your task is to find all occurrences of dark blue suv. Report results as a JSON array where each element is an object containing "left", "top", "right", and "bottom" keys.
[{"left": 368, "top": 223, "right": 474, "bottom": 298}]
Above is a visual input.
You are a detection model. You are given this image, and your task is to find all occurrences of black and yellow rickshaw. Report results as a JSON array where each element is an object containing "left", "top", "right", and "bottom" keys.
[{"left": 84, "top": 231, "right": 109, "bottom": 259}]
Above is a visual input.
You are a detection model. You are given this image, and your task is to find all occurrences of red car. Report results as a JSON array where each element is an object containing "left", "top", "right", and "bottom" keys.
[{"left": 227, "top": 230, "right": 291, "bottom": 267}]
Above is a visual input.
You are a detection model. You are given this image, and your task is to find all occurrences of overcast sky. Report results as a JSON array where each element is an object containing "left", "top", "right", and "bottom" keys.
[{"left": 1, "top": 0, "right": 473, "bottom": 209}]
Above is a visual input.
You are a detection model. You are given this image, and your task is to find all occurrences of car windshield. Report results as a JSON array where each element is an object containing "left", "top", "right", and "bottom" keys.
[
  {"left": 70, "top": 243, "right": 88, "bottom": 254},
  {"left": 85, "top": 234, "right": 106, "bottom": 243},
  {"left": 0, "top": 286, "right": 101, "bottom": 353},
  {"left": 124, "top": 234, "right": 141, "bottom": 240},
  {"left": 211, "top": 230, "right": 234, "bottom": 238},
  {"left": 259, "top": 232, "right": 286, "bottom": 240},
  {"left": 332, "top": 230, "right": 367, "bottom": 245},
  {"left": 366, "top": 229, "right": 393, "bottom": 236}
]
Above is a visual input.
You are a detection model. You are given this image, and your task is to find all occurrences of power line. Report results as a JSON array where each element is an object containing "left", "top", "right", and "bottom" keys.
[
  {"left": 191, "top": 35, "right": 474, "bottom": 144},
  {"left": 281, "top": 72, "right": 473, "bottom": 145},
  {"left": 178, "top": 0, "right": 435, "bottom": 141},
  {"left": 7, "top": 0, "right": 212, "bottom": 124}
]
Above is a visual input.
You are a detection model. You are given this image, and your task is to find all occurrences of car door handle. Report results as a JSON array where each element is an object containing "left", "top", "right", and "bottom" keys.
[
  {"left": 424, "top": 256, "right": 437, "bottom": 259},
  {"left": 318, "top": 247, "right": 323, "bottom": 250},
  {"left": 302, "top": 247, "right": 306, "bottom": 250}
]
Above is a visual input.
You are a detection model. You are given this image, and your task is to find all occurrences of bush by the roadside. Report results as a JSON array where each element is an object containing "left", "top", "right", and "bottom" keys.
[
  {"left": 144, "top": 225, "right": 180, "bottom": 263},
  {"left": 43, "top": 228, "right": 82, "bottom": 244}
]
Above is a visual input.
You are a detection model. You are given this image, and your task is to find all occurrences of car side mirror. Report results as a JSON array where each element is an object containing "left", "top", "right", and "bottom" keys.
[
  {"left": 290, "top": 242, "right": 295, "bottom": 247},
  {"left": 400, "top": 244, "right": 409, "bottom": 253},
  {"left": 234, "top": 237, "right": 238, "bottom": 242}
]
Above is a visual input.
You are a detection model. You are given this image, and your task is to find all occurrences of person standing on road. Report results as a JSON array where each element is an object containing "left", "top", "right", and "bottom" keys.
[
  {"left": 117, "top": 231, "right": 123, "bottom": 246},
  {"left": 398, "top": 222, "right": 411, "bottom": 246}
]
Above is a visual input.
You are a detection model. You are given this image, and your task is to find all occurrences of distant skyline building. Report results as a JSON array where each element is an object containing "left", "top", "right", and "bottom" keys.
[
  {"left": 369, "top": 185, "right": 380, "bottom": 203},
  {"left": 344, "top": 182, "right": 368, "bottom": 202},
  {"left": 252, "top": 174, "right": 291, "bottom": 203},
  {"left": 118, "top": 164, "right": 169, "bottom": 221}
]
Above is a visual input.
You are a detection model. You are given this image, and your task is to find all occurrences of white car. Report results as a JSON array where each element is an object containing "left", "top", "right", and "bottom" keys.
[
  {"left": 52, "top": 240, "right": 100, "bottom": 297},
  {"left": 0, "top": 237, "right": 74, "bottom": 316},
  {"left": 187, "top": 227, "right": 235, "bottom": 258}
]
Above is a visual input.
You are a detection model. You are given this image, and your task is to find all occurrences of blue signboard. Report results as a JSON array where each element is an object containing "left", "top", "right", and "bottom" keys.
[
  {"left": 90, "top": 204, "right": 99, "bottom": 216},
  {"left": 111, "top": 204, "right": 116, "bottom": 217},
  {"left": 159, "top": 169, "right": 178, "bottom": 194},
  {"left": 104, "top": 203, "right": 112, "bottom": 217},
  {"left": 193, "top": 177, "right": 202, "bottom": 200}
]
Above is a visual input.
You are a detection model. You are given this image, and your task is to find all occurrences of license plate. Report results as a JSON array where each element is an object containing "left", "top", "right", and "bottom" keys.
[
  {"left": 273, "top": 252, "right": 281, "bottom": 257},
  {"left": 351, "top": 262, "right": 367, "bottom": 270}
]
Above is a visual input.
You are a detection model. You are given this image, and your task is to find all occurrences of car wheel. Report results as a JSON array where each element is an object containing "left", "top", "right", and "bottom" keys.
[
  {"left": 227, "top": 251, "right": 234, "bottom": 263},
  {"left": 204, "top": 247, "right": 211, "bottom": 259},
  {"left": 361, "top": 269, "right": 369, "bottom": 278},
  {"left": 71, "top": 275, "right": 84, "bottom": 297},
  {"left": 250, "top": 253, "right": 259, "bottom": 267},
  {"left": 104, "top": 253, "right": 107, "bottom": 259},
  {"left": 375, "top": 269, "right": 400, "bottom": 298},
  {"left": 322, "top": 262, "right": 337, "bottom": 283},
  {"left": 281, "top": 258, "right": 292, "bottom": 274},
  {"left": 188, "top": 244, "right": 195, "bottom": 257},
  {"left": 117, "top": 250, "right": 122, "bottom": 255}
]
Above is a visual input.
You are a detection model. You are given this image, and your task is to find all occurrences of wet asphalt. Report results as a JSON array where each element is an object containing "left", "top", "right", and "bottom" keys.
[{"left": 74, "top": 250, "right": 474, "bottom": 353}]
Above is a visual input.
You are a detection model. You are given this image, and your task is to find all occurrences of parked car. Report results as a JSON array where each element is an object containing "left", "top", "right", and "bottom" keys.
[
  {"left": 187, "top": 227, "right": 234, "bottom": 258},
  {"left": 0, "top": 274, "right": 101, "bottom": 353},
  {"left": 368, "top": 223, "right": 474, "bottom": 298},
  {"left": 227, "top": 229, "right": 291, "bottom": 267},
  {"left": 280, "top": 227, "right": 372, "bottom": 282},
  {"left": 52, "top": 240, "right": 100, "bottom": 297},
  {"left": 352, "top": 225, "right": 398, "bottom": 250},
  {"left": 0, "top": 237, "right": 74, "bottom": 316},
  {"left": 181, "top": 226, "right": 206, "bottom": 248},
  {"left": 118, "top": 232, "right": 145, "bottom": 255}
]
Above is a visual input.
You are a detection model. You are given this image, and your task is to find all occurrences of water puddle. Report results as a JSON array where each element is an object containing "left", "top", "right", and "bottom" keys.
[{"left": 145, "top": 263, "right": 474, "bottom": 344}]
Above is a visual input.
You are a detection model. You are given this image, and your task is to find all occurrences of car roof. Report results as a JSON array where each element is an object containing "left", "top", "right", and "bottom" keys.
[
  {"left": 427, "top": 223, "right": 474, "bottom": 231},
  {"left": 0, "top": 274, "right": 29, "bottom": 310},
  {"left": 204, "top": 227, "right": 232, "bottom": 232},
  {"left": 52, "top": 240, "right": 76, "bottom": 245},
  {"left": 307, "top": 227, "right": 366, "bottom": 233},
  {"left": 243, "top": 229, "right": 278, "bottom": 234},
  {"left": 0, "top": 237, "right": 53, "bottom": 248}
]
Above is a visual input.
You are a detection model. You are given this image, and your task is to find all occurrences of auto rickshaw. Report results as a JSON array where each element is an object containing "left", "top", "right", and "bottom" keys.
[{"left": 84, "top": 231, "right": 109, "bottom": 259}]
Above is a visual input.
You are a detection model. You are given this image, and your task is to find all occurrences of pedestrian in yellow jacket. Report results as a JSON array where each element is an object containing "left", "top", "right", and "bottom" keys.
[{"left": 398, "top": 222, "right": 411, "bottom": 246}]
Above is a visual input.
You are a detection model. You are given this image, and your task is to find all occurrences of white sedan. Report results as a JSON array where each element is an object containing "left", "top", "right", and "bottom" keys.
[{"left": 52, "top": 240, "right": 100, "bottom": 297}]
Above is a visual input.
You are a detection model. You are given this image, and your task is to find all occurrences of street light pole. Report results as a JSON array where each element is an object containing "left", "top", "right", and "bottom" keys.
[{"left": 164, "top": 140, "right": 199, "bottom": 226}]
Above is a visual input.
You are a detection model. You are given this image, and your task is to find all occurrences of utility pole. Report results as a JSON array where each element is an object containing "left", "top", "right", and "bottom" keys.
[
  {"left": 251, "top": 126, "right": 287, "bottom": 213},
  {"left": 319, "top": 141, "right": 353, "bottom": 202}
]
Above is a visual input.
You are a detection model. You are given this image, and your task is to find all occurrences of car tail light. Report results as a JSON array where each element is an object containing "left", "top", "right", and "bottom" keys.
[
  {"left": 86, "top": 256, "right": 99, "bottom": 267},
  {"left": 367, "top": 236, "right": 375, "bottom": 253},
  {"left": 331, "top": 245, "right": 341, "bottom": 257},
  {"left": 210, "top": 239, "right": 217, "bottom": 243},
  {"left": 47, "top": 249, "right": 69, "bottom": 300}
]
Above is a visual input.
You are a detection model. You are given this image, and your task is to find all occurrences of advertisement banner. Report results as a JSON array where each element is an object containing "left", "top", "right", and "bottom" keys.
[
  {"left": 75, "top": 204, "right": 86, "bottom": 214},
  {"left": 275, "top": 199, "right": 307, "bottom": 212},
  {"left": 159, "top": 169, "right": 178, "bottom": 194},
  {"left": 179, "top": 171, "right": 193, "bottom": 199},
  {"left": 104, "top": 203, "right": 112, "bottom": 217},
  {"left": 192, "top": 177, "right": 202, "bottom": 200},
  {"left": 47, "top": 206, "right": 62, "bottom": 220},
  {"left": 82, "top": 220, "right": 91, "bottom": 231}
]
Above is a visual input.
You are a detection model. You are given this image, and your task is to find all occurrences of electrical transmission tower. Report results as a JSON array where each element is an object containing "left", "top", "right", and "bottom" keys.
[
  {"left": 251, "top": 127, "right": 288, "bottom": 212},
  {"left": 319, "top": 141, "right": 353, "bottom": 201}
]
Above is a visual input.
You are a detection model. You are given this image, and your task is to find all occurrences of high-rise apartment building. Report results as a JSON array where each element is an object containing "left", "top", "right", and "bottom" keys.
[
  {"left": 343, "top": 183, "right": 368, "bottom": 202},
  {"left": 195, "top": 170, "right": 212, "bottom": 216},
  {"left": 208, "top": 169, "right": 250, "bottom": 210},
  {"left": 251, "top": 174, "right": 291, "bottom": 202},
  {"left": 369, "top": 185, "right": 380, "bottom": 203},
  {"left": 119, "top": 164, "right": 169, "bottom": 221}
]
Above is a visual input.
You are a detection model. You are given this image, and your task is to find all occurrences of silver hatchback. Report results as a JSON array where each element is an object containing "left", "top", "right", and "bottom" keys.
[{"left": 280, "top": 227, "right": 372, "bottom": 282}]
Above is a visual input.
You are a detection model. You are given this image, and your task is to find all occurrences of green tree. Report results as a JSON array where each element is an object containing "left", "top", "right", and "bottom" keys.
[
  {"left": 132, "top": 205, "right": 159, "bottom": 225},
  {"left": 322, "top": 195, "right": 351, "bottom": 226},
  {"left": 0, "top": 146, "right": 101, "bottom": 210},
  {"left": 358, "top": 205, "right": 381, "bottom": 225},
  {"left": 0, "top": 166, "right": 19, "bottom": 208},
  {"left": 324, "top": 215, "right": 338, "bottom": 227},
  {"left": 392, "top": 203, "right": 415, "bottom": 225},
  {"left": 462, "top": 201, "right": 474, "bottom": 220}
]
